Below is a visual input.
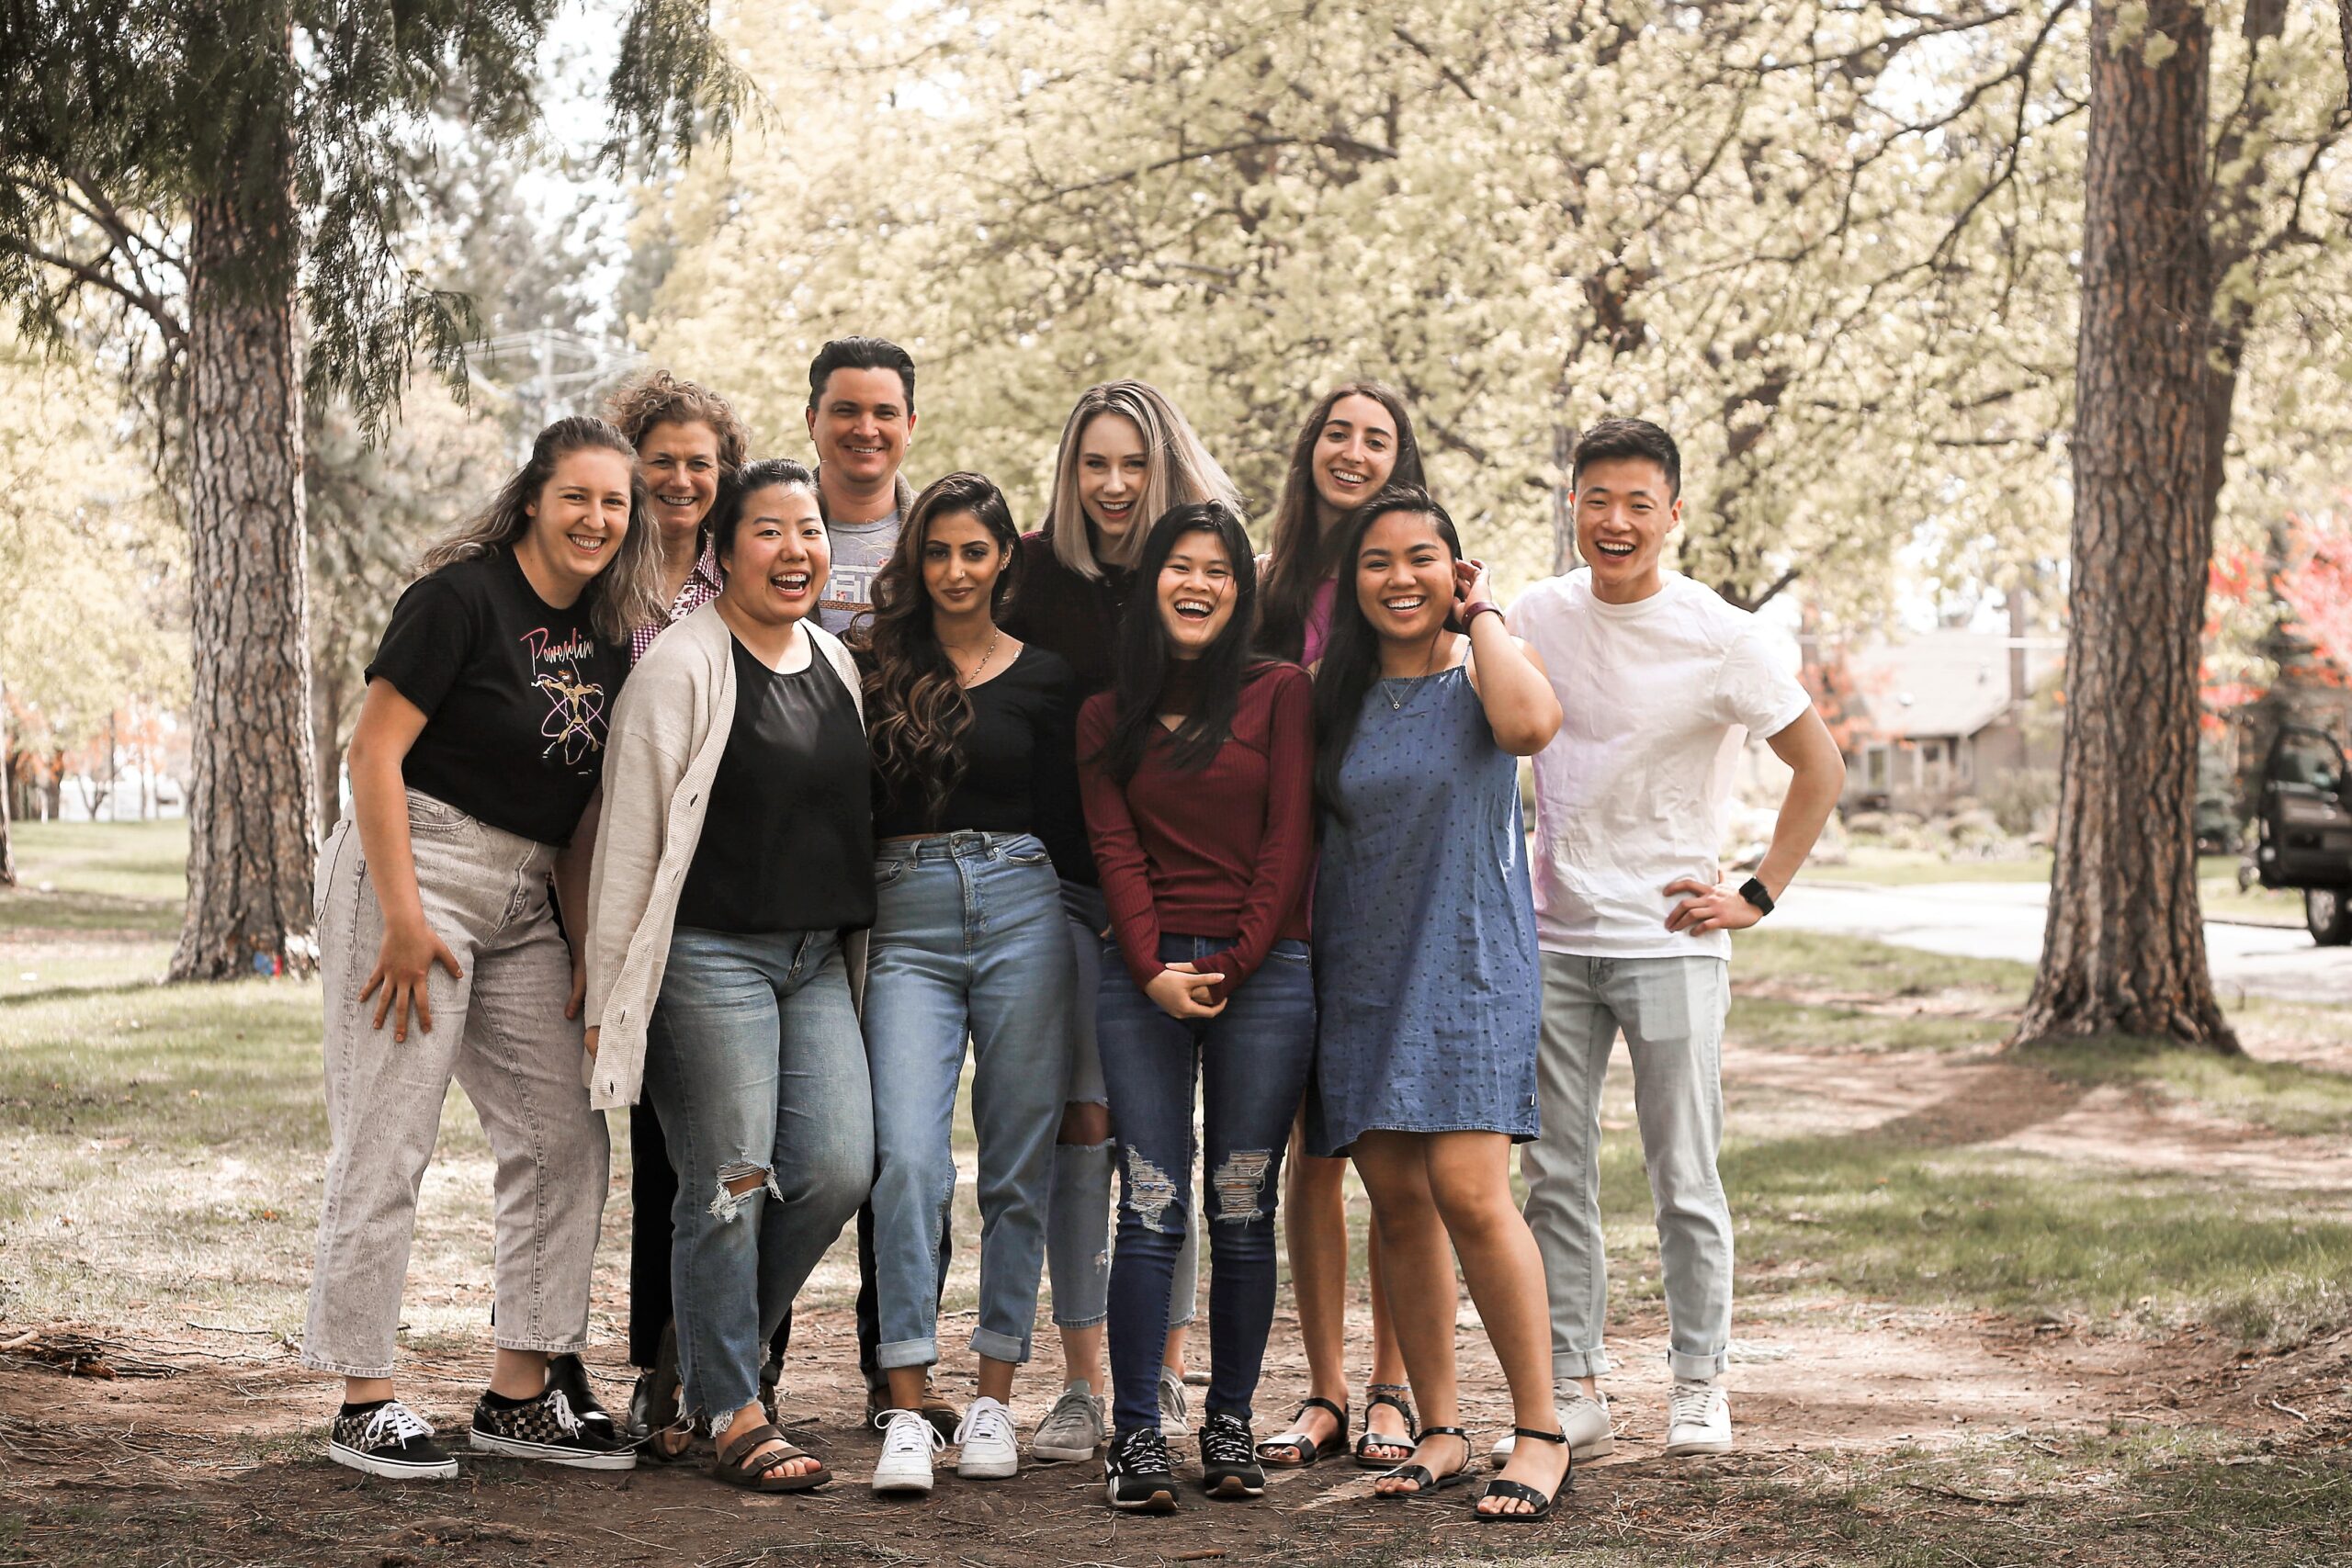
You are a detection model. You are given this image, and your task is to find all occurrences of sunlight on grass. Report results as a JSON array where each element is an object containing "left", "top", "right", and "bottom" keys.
[{"left": 2018, "top": 1034, "right": 2352, "bottom": 1140}]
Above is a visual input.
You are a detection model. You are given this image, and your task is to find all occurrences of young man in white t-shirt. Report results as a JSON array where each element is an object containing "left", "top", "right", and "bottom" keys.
[{"left": 1503, "top": 418, "right": 1844, "bottom": 1461}]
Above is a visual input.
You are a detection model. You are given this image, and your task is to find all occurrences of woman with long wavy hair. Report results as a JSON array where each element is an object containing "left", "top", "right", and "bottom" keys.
[
  {"left": 853, "top": 473, "right": 1083, "bottom": 1494},
  {"left": 1250, "top": 381, "right": 1425, "bottom": 1475},
  {"left": 1256, "top": 382, "right": 1425, "bottom": 665},
  {"left": 302, "top": 416, "right": 662, "bottom": 1482},
  {"left": 1079, "top": 502, "right": 1317, "bottom": 1514},
  {"left": 1002, "top": 381, "right": 1239, "bottom": 1461}
]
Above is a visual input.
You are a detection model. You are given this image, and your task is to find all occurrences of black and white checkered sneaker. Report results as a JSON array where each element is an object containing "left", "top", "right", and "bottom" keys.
[
  {"left": 469, "top": 1386, "right": 637, "bottom": 1470},
  {"left": 329, "top": 1399, "right": 458, "bottom": 1481}
]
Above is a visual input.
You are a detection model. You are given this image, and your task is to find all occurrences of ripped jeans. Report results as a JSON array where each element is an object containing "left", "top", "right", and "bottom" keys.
[
  {"left": 643, "top": 926, "right": 872, "bottom": 1425},
  {"left": 1097, "top": 934, "right": 1316, "bottom": 1434}
]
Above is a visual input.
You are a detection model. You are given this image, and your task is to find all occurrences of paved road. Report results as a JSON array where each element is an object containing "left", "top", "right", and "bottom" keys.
[{"left": 1777, "top": 880, "right": 2352, "bottom": 1006}]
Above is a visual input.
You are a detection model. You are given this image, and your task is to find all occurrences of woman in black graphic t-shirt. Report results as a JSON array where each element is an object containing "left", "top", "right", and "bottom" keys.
[{"left": 300, "top": 417, "right": 664, "bottom": 1483}]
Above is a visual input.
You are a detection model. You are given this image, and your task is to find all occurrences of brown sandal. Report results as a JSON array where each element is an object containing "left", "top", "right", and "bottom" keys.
[{"left": 712, "top": 1422, "right": 831, "bottom": 1492}]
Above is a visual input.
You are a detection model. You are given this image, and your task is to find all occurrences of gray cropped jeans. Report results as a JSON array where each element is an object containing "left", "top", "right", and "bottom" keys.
[
  {"left": 300, "top": 791, "right": 608, "bottom": 1379},
  {"left": 1521, "top": 952, "right": 1734, "bottom": 1384}
]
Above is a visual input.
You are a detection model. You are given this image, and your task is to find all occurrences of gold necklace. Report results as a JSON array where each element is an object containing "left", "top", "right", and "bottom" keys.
[{"left": 953, "top": 627, "right": 1003, "bottom": 687}]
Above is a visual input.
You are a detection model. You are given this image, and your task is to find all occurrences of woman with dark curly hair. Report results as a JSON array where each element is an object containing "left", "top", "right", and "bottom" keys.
[{"left": 854, "top": 473, "right": 1082, "bottom": 1495}]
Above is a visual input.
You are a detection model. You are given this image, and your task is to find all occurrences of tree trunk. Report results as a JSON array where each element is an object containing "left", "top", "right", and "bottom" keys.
[
  {"left": 0, "top": 671, "right": 16, "bottom": 889},
  {"left": 2018, "top": 0, "right": 2236, "bottom": 1051},
  {"left": 1550, "top": 421, "right": 1581, "bottom": 574},
  {"left": 170, "top": 188, "right": 319, "bottom": 980}
]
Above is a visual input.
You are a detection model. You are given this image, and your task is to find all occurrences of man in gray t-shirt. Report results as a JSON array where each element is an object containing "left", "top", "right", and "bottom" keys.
[
  {"left": 805, "top": 335, "right": 919, "bottom": 638},
  {"left": 819, "top": 512, "right": 902, "bottom": 637}
]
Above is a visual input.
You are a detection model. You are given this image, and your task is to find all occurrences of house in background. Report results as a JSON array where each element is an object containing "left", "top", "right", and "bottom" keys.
[{"left": 1837, "top": 625, "right": 2058, "bottom": 813}]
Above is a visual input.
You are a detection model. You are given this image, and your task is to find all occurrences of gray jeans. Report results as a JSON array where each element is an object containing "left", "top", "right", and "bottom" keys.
[
  {"left": 301, "top": 791, "right": 608, "bottom": 1379},
  {"left": 1521, "top": 952, "right": 1732, "bottom": 1383}
]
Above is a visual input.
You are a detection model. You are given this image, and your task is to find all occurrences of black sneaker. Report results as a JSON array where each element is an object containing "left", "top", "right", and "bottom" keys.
[
  {"left": 1198, "top": 1412, "right": 1265, "bottom": 1499},
  {"left": 1103, "top": 1426, "right": 1179, "bottom": 1513},
  {"left": 469, "top": 1387, "right": 637, "bottom": 1470},
  {"left": 546, "top": 1354, "right": 619, "bottom": 1443},
  {"left": 328, "top": 1399, "right": 457, "bottom": 1481}
]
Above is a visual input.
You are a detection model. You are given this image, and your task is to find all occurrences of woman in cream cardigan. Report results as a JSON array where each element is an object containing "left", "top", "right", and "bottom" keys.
[{"left": 586, "top": 457, "right": 871, "bottom": 1491}]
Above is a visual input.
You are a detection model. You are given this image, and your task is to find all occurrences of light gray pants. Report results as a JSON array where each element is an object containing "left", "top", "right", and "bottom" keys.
[
  {"left": 301, "top": 790, "right": 608, "bottom": 1379},
  {"left": 1521, "top": 952, "right": 1732, "bottom": 1384}
]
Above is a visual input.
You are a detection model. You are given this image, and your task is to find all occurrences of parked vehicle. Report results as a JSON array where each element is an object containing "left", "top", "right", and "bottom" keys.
[{"left": 2251, "top": 724, "right": 2352, "bottom": 945}]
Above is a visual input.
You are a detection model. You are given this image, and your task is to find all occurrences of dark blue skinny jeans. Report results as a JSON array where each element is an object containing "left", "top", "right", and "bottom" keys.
[{"left": 1097, "top": 933, "right": 1316, "bottom": 1435}]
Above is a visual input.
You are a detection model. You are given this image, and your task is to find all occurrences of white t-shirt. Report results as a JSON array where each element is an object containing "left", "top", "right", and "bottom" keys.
[
  {"left": 1512, "top": 570, "right": 1813, "bottom": 960},
  {"left": 818, "top": 510, "right": 900, "bottom": 637}
]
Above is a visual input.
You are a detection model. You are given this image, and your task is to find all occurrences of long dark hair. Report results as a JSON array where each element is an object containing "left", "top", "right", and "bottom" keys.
[
  {"left": 1311, "top": 484, "right": 1463, "bottom": 823},
  {"left": 1259, "top": 383, "right": 1425, "bottom": 661},
  {"left": 859, "top": 472, "right": 1023, "bottom": 828},
  {"left": 420, "top": 415, "right": 665, "bottom": 642},
  {"left": 1095, "top": 502, "right": 1261, "bottom": 784}
]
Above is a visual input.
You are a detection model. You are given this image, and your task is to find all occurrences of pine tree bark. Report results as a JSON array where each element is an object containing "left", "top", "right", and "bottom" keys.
[
  {"left": 2018, "top": 0, "right": 2236, "bottom": 1051},
  {"left": 0, "top": 671, "right": 16, "bottom": 888},
  {"left": 169, "top": 189, "right": 319, "bottom": 980}
]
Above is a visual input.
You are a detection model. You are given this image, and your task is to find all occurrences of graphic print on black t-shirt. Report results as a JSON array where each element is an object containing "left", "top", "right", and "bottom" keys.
[
  {"left": 524, "top": 625, "right": 612, "bottom": 766},
  {"left": 365, "top": 550, "right": 628, "bottom": 847}
]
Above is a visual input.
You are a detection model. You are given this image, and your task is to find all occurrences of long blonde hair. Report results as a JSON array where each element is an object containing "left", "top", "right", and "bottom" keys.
[
  {"left": 420, "top": 416, "right": 666, "bottom": 643},
  {"left": 1039, "top": 380, "right": 1245, "bottom": 580}
]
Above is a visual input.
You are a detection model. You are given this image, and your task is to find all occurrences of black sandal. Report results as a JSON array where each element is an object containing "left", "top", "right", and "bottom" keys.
[
  {"left": 1476, "top": 1427, "right": 1569, "bottom": 1523},
  {"left": 1353, "top": 1384, "right": 1417, "bottom": 1469},
  {"left": 1256, "top": 1395, "right": 1349, "bottom": 1467},
  {"left": 711, "top": 1422, "right": 831, "bottom": 1492},
  {"left": 1374, "top": 1426, "right": 1474, "bottom": 1498}
]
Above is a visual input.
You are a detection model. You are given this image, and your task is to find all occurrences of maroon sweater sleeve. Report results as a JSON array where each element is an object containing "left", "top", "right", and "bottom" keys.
[
  {"left": 1194, "top": 665, "right": 1317, "bottom": 1004},
  {"left": 1077, "top": 693, "right": 1167, "bottom": 992}
]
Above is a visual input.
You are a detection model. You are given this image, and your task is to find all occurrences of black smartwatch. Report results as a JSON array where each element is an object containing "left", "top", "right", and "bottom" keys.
[{"left": 1737, "top": 877, "right": 1775, "bottom": 918}]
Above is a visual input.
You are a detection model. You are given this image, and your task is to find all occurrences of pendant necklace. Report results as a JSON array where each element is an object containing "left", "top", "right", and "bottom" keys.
[
  {"left": 1381, "top": 632, "right": 1443, "bottom": 712},
  {"left": 957, "top": 627, "right": 1003, "bottom": 687}
]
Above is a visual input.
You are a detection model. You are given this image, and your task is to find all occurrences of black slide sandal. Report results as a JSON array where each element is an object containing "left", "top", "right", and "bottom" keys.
[
  {"left": 1374, "top": 1426, "right": 1474, "bottom": 1499},
  {"left": 1257, "top": 1396, "right": 1349, "bottom": 1467},
  {"left": 1353, "top": 1384, "right": 1417, "bottom": 1469},
  {"left": 1477, "top": 1427, "right": 1569, "bottom": 1523}
]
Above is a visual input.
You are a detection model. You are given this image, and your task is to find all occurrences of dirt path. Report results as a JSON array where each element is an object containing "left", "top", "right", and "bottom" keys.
[
  {"left": 7, "top": 999, "right": 2348, "bottom": 1563},
  {"left": 4, "top": 1291, "right": 2339, "bottom": 1568}
]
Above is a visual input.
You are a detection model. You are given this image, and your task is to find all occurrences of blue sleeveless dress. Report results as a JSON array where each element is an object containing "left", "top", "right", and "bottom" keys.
[{"left": 1306, "top": 663, "right": 1541, "bottom": 1157}]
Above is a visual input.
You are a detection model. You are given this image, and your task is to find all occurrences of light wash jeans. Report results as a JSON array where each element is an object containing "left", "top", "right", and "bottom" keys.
[
  {"left": 863, "top": 833, "right": 1073, "bottom": 1370},
  {"left": 1521, "top": 952, "right": 1733, "bottom": 1383},
  {"left": 644, "top": 926, "right": 872, "bottom": 1424},
  {"left": 302, "top": 791, "right": 607, "bottom": 1378},
  {"left": 1046, "top": 880, "right": 1197, "bottom": 1333}
]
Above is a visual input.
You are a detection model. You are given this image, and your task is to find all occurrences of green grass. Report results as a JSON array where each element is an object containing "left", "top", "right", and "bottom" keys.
[
  {"left": 1739, "top": 928, "right": 2038, "bottom": 996},
  {"left": 6, "top": 823, "right": 2352, "bottom": 1360},
  {"left": 1721, "top": 1132, "right": 2352, "bottom": 1344},
  {"left": 2020, "top": 1033, "right": 2352, "bottom": 1140},
  {"left": 0, "top": 819, "right": 187, "bottom": 938}
]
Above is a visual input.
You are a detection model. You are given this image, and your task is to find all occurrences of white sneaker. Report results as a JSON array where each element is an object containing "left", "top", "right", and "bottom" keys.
[
  {"left": 1488, "top": 1390, "right": 1615, "bottom": 1465},
  {"left": 955, "top": 1394, "right": 1020, "bottom": 1480},
  {"left": 872, "top": 1406, "right": 944, "bottom": 1494},
  {"left": 1665, "top": 1378, "right": 1732, "bottom": 1456}
]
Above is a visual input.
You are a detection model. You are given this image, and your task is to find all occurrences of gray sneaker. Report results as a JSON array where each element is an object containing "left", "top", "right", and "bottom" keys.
[
  {"left": 1158, "top": 1365, "right": 1190, "bottom": 1443},
  {"left": 1030, "top": 1378, "right": 1106, "bottom": 1461}
]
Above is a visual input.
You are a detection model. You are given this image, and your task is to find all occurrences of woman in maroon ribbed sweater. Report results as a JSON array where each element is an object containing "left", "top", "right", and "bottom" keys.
[{"left": 1076, "top": 502, "right": 1317, "bottom": 1514}]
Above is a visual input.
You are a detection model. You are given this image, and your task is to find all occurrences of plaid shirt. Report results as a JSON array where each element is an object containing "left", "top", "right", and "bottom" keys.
[{"left": 630, "top": 540, "right": 725, "bottom": 665}]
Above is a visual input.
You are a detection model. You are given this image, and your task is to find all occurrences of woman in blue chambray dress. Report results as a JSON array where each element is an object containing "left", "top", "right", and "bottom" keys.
[{"left": 1306, "top": 484, "right": 1572, "bottom": 1523}]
